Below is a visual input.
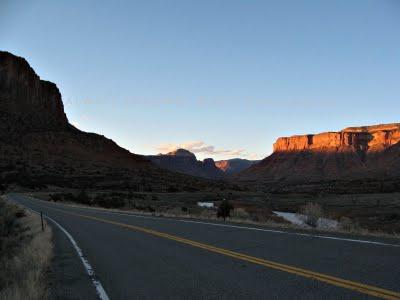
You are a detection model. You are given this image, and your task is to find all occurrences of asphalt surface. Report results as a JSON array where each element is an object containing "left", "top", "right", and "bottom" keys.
[{"left": 8, "top": 194, "right": 400, "bottom": 300}]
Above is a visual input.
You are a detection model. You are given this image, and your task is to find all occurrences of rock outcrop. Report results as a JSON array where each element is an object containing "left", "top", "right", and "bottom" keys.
[
  {"left": 0, "top": 51, "right": 215, "bottom": 191},
  {"left": 0, "top": 52, "right": 68, "bottom": 139},
  {"left": 147, "top": 149, "right": 224, "bottom": 179},
  {"left": 215, "top": 158, "right": 259, "bottom": 174},
  {"left": 239, "top": 124, "right": 400, "bottom": 193}
]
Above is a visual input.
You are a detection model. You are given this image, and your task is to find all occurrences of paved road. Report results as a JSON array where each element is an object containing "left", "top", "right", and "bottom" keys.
[{"left": 8, "top": 194, "right": 400, "bottom": 300}]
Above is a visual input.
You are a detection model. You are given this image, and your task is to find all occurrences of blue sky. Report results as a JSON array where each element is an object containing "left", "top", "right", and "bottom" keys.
[{"left": 1, "top": 0, "right": 399, "bottom": 160}]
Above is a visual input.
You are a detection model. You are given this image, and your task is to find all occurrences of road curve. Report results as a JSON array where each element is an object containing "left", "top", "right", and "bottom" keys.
[{"left": 8, "top": 194, "right": 400, "bottom": 300}]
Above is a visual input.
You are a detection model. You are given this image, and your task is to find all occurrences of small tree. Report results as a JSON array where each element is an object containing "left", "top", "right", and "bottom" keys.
[{"left": 217, "top": 199, "right": 233, "bottom": 221}]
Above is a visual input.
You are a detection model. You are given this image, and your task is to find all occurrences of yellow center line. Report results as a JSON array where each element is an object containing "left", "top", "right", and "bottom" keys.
[{"left": 48, "top": 206, "right": 400, "bottom": 300}]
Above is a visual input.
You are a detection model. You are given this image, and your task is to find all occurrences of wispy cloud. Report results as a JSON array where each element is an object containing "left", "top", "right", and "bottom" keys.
[{"left": 156, "top": 141, "right": 258, "bottom": 159}]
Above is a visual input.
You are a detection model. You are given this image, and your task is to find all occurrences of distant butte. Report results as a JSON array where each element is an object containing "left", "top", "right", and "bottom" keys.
[{"left": 147, "top": 149, "right": 224, "bottom": 179}]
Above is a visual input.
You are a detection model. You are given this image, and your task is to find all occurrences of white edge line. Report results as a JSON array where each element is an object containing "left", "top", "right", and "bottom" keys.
[
  {"left": 15, "top": 201, "right": 110, "bottom": 300},
  {"left": 40, "top": 198, "right": 400, "bottom": 248}
]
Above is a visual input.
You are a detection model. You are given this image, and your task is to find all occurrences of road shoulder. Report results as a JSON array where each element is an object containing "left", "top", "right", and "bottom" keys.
[{"left": 47, "top": 220, "right": 99, "bottom": 300}]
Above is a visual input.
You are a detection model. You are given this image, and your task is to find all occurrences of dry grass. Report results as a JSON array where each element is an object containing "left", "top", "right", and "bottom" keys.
[
  {"left": 299, "top": 202, "right": 325, "bottom": 228},
  {"left": 231, "top": 207, "right": 251, "bottom": 220},
  {"left": 0, "top": 196, "right": 53, "bottom": 300}
]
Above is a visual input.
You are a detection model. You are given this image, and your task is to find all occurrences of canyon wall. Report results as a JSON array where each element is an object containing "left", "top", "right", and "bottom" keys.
[
  {"left": 239, "top": 123, "right": 400, "bottom": 193},
  {"left": 0, "top": 52, "right": 68, "bottom": 139}
]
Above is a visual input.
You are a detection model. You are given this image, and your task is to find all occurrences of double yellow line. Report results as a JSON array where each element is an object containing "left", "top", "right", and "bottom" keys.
[{"left": 52, "top": 207, "right": 400, "bottom": 300}]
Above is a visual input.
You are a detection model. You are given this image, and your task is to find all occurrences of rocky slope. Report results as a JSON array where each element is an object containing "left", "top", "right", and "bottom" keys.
[
  {"left": 239, "top": 124, "right": 400, "bottom": 193},
  {"left": 147, "top": 149, "right": 224, "bottom": 179},
  {"left": 215, "top": 158, "right": 259, "bottom": 174},
  {"left": 0, "top": 51, "right": 214, "bottom": 191}
]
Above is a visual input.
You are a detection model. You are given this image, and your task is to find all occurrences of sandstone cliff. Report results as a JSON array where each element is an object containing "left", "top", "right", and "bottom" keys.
[
  {"left": 273, "top": 124, "right": 400, "bottom": 153},
  {"left": 239, "top": 124, "right": 400, "bottom": 193}
]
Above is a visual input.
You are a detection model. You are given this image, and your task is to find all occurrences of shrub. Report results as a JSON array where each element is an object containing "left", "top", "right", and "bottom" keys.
[
  {"left": 146, "top": 206, "right": 155, "bottom": 213},
  {"left": 300, "top": 202, "right": 324, "bottom": 228},
  {"left": 0, "top": 200, "right": 20, "bottom": 243},
  {"left": 14, "top": 210, "right": 26, "bottom": 219},
  {"left": 93, "top": 195, "right": 125, "bottom": 209},
  {"left": 167, "top": 185, "right": 179, "bottom": 193},
  {"left": 339, "top": 216, "right": 360, "bottom": 232},
  {"left": 250, "top": 208, "right": 273, "bottom": 223},
  {"left": 63, "top": 193, "right": 76, "bottom": 202},
  {"left": 76, "top": 190, "right": 90, "bottom": 205},
  {"left": 231, "top": 207, "right": 250, "bottom": 219},
  {"left": 217, "top": 199, "right": 234, "bottom": 221},
  {"left": 50, "top": 193, "right": 62, "bottom": 202},
  {"left": 199, "top": 209, "right": 213, "bottom": 219}
]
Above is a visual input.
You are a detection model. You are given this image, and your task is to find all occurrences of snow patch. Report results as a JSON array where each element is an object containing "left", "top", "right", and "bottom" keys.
[
  {"left": 273, "top": 211, "right": 308, "bottom": 227},
  {"left": 273, "top": 211, "right": 338, "bottom": 230}
]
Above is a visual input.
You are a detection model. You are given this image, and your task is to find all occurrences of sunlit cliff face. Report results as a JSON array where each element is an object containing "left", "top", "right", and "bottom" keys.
[
  {"left": 215, "top": 160, "right": 230, "bottom": 172},
  {"left": 273, "top": 124, "right": 400, "bottom": 153}
]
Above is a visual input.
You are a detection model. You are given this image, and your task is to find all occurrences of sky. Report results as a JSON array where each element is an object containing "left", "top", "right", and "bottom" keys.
[{"left": 1, "top": 0, "right": 399, "bottom": 160}]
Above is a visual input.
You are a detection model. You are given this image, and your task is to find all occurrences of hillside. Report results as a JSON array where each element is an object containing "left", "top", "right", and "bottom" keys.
[{"left": 0, "top": 51, "right": 215, "bottom": 191}]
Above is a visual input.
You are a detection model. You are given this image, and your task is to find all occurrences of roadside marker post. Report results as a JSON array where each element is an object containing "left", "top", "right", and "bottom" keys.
[{"left": 41, "top": 211, "right": 44, "bottom": 231}]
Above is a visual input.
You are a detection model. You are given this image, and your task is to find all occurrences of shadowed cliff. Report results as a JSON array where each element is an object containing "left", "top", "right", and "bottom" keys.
[{"left": 0, "top": 51, "right": 218, "bottom": 191}]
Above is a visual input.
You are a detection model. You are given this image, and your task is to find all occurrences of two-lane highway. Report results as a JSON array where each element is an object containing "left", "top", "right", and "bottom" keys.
[{"left": 8, "top": 194, "right": 400, "bottom": 299}]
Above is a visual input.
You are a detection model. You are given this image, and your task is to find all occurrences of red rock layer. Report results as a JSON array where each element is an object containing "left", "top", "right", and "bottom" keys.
[{"left": 273, "top": 124, "right": 400, "bottom": 153}]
